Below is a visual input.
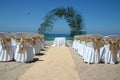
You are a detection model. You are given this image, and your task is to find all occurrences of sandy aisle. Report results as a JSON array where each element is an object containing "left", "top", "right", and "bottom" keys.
[{"left": 18, "top": 46, "right": 80, "bottom": 80}]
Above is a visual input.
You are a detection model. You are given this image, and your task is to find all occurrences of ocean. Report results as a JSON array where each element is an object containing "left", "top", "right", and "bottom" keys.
[{"left": 45, "top": 34, "right": 73, "bottom": 41}]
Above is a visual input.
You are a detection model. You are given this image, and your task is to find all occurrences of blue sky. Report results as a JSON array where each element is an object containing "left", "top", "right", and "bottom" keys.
[{"left": 0, "top": 0, "right": 120, "bottom": 35}]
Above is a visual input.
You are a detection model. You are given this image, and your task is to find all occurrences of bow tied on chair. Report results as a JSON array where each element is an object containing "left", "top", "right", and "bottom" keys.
[
  {"left": 18, "top": 40, "right": 25, "bottom": 54},
  {"left": 18, "top": 39, "right": 33, "bottom": 54},
  {"left": 32, "top": 36, "right": 39, "bottom": 45},
  {"left": 0, "top": 38, "right": 11, "bottom": 49},
  {"left": 104, "top": 40, "right": 117, "bottom": 59}
]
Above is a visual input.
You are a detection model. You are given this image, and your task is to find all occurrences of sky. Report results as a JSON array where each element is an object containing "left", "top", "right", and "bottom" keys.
[{"left": 0, "top": 0, "right": 120, "bottom": 35}]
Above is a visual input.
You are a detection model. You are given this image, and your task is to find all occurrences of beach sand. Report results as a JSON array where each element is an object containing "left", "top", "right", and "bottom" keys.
[
  {"left": 18, "top": 46, "right": 80, "bottom": 80},
  {"left": 0, "top": 40, "right": 120, "bottom": 80}
]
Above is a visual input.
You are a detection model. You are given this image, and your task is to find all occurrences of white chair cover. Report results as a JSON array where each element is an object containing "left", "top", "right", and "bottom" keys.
[
  {"left": 101, "top": 36, "right": 118, "bottom": 64},
  {"left": 53, "top": 37, "right": 66, "bottom": 46},
  {"left": 0, "top": 41, "right": 14, "bottom": 61},
  {"left": 0, "top": 33, "right": 14, "bottom": 61},
  {"left": 38, "top": 34, "right": 45, "bottom": 49},
  {"left": 72, "top": 40, "right": 80, "bottom": 50},
  {"left": 83, "top": 42, "right": 100, "bottom": 64},
  {"left": 78, "top": 41, "right": 86, "bottom": 56},
  {"left": 82, "top": 34, "right": 104, "bottom": 64},
  {"left": 103, "top": 44, "right": 118, "bottom": 64},
  {"left": 29, "top": 33, "right": 45, "bottom": 54},
  {"left": 12, "top": 32, "right": 35, "bottom": 62},
  {"left": 117, "top": 50, "right": 120, "bottom": 57},
  {"left": 117, "top": 44, "right": 120, "bottom": 57},
  {"left": 72, "top": 40, "right": 77, "bottom": 49},
  {"left": 72, "top": 35, "right": 81, "bottom": 50},
  {"left": 14, "top": 41, "right": 35, "bottom": 62},
  {"left": 32, "top": 39, "right": 42, "bottom": 54},
  {"left": 75, "top": 41, "right": 81, "bottom": 51},
  {"left": 0, "top": 32, "right": 45, "bottom": 62},
  {"left": 40, "top": 40, "right": 45, "bottom": 49}
]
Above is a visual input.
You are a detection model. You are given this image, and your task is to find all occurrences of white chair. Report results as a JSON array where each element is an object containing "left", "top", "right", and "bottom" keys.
[
  {"left": 72, "top": 40, "right": 80, "bottom": 50},
  {"left": 39, "top": 34, "right": 45, "bottom": 49},
  {"left": 72, "top": 40, "right": 77, "bottom": 49},
  {"left": 53, "top": 37, "right": 66, "bottom": 46},
  {"left": 72, "top": 35, "right": 80, "bottom": 50},
  {"left": 30, "top": 33, "right": 45, "bottom": 54},
  {"left": 83, "top": 34, "right": 104, "bottom": 64},
  {"left": 78, "top": 41, "right": 86, "bottom": 56},
  {"left": 32, "top": 37, "right": 42, "bottom": 54},
  {"left": 117, "top": 50, "right": 120, "bottom": 57},
  {"left": 12, "top": 32, "right": 35, "bottom": 62},
  {"left": 14, "top": 39, "right": 35, "bottom": 62},
  {"left": 0, "top": 33, "right": 14, "bottom": 61},
  {"left": 77, "top": 35, "right": 86, "bottom": 57},
  {"left": 117, "top": 41, "right": 120, "bottom": 57},
  {"left": 102, "top": 36, "right": 119, "bottom": 64}
]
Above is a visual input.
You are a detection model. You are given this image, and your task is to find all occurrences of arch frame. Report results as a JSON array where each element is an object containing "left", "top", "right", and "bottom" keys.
[{"left": 38, "top": 7, "right": 85, "bottom": 37}]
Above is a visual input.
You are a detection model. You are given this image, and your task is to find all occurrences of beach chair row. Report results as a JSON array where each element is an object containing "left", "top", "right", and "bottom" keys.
[
  {"left": 0, "top": 32, "right": 45, "bottom": 62},
  {"left": 72, "top": 34, "right": 120, "bottom": 64}
]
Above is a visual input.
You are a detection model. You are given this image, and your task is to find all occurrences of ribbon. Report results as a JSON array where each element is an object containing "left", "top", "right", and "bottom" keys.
[
  {"left": 18, "top": 40, "right": 25, "bottom": 54},
  {"left": 0, "top": 38, "right": 11, "bottom": 49},
  {"left": 32, "top": 36, "right": 39, "bottom": 44},
  {"left": 32, "top": 35, "right": 45, "bottom": 45},
  {"left": 93, "top": 39, "right": 104, "bottom": 53},
  {"left": 18, "top": 39, "right": 33, "bottom": 54},
  {"left": 85, "top": 37, "right": 104, "bottom": 59},
  {"left": 104, "top": 40, "right": 117, "bottom": 59}
]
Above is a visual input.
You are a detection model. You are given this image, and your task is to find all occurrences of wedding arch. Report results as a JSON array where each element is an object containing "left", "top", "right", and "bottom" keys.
[{"left": 38, "top": 7, "right": 85, "bottom": 37}]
